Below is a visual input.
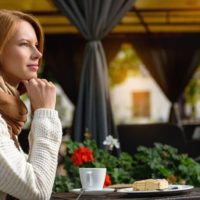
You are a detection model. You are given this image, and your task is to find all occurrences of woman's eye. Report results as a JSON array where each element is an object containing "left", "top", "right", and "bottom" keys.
[{"left": 20, "top": 42, "right": 29, "bottom": 47}]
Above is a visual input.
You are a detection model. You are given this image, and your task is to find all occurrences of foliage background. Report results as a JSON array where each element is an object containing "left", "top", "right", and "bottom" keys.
[{"left": 53, "top": 141, "right": 200, "bottom": 192}]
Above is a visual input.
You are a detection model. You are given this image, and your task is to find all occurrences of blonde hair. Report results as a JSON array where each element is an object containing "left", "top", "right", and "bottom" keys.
[{"left": 0, "top": 9, "right": 44, "bottom": 58}]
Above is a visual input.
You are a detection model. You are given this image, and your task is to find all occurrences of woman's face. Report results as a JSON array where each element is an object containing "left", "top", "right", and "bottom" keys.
[{"left": 0, "top": 20, "right": 42, "bottom": 87}]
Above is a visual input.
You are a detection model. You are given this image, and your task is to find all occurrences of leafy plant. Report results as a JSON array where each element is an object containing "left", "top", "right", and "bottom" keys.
[
  {"left": 53, "top": 141, "right": 200, "bottom": 192},
  {"left": 108, "top": 43, "right": 142, "bottom": 87},
  {"left": 132, "top": 143, "right": 200, "bottom": 186},
  {"left": 53, "top": 138, "right": 134, "bottom": 192},
  {"left": 185, "top": 66, "right": 200, "bottom": 106}
]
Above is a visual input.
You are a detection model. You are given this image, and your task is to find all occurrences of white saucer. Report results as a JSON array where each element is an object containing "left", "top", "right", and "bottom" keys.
[
  {"left": 117, "top": 185, "right": 194, "bottom": 196},
  {"left": 70, "top": 188, "right": 115, "bottom": 195}
]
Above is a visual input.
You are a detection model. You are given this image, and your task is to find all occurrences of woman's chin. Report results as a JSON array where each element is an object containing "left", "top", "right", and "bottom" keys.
[{"left": 26, "top": 74, "right": 38, "bottom": 80}]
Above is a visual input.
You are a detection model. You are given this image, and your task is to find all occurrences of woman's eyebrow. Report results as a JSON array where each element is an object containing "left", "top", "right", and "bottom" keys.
[{"left": 18, "top": 38, "right": 38, "bottom": 44}]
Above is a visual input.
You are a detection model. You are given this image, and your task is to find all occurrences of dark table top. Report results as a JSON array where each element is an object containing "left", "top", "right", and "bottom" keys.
[{"left": 51, "top": 188, "right": 200, "bottom": 200}]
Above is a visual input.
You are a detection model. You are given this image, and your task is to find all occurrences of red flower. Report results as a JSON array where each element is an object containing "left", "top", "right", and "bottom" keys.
[
  {"left": 71, "top": 146, "right": 94, "bottom": 166},
  {"left": 104, "top": 174, "right": 112, "bottom": 187}
]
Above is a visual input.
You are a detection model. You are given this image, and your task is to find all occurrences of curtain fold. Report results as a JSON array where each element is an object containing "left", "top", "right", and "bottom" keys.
[
  {"left": 132, "top": 34, "right": 200, "bottom": 125},
  {"left": 53, "top": 0, "right": 135, "bottom": 147}
]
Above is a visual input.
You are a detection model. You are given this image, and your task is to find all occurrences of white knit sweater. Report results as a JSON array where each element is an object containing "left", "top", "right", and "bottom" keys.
[{"left": 0, "top": 108, "right": 62, "bottom": 200}]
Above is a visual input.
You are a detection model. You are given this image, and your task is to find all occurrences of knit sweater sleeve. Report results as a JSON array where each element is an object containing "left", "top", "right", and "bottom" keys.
[{"left": 0, "top": 108, "right": 62, "bottom": 200}]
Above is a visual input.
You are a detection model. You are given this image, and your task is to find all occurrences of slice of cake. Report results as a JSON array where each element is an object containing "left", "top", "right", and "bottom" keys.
[{"left": 132, "top": 179, "right": 169, "bottom": 191}]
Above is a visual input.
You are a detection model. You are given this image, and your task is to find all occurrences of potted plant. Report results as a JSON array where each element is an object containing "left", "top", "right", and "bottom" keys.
[
  {"left": 53, "top": 139, "right": 200, "bottom": 192},
  {"left": 53, "top": 135, "right": 134, "bottom": 192}
]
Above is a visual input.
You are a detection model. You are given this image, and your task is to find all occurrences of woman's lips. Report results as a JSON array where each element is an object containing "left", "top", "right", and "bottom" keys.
[{"left": 27, "top": 65, "right": 39, "bottom": 72}]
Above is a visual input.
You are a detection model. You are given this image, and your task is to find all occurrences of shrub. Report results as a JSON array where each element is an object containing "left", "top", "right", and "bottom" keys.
[{"left": 53, "top": 141, "right": 200, "bottom": 192}]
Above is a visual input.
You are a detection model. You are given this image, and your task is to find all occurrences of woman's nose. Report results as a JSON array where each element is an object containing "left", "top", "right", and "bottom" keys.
[{"left": 31, "top": 47, "right": 42, "bottom": 60}]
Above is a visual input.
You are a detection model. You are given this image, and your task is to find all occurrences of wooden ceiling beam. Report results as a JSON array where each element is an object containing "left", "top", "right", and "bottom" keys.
[
  {"left": 133, "top": 8, "right": 200, "bottom": 12},
  {"left": 135, "top": 0, "right": 200, "bottom": 9},
  {"left": 0, "top": 0, "right": 57, "bottom": 12},
  {"left": 43, "top": 25, "right": 200, "bottom": 34},
  {"left": 2, "top": 0, "right": 200, "bottom": 34},
  {"left": 133, "top": 7, "right": 151, "bottom": 33},
  {"left": 149, "top": 26, "right": 200, "bottom": 33},
  {"left": 43, "top": 26, "right": 78, "bottom": 34},
  {"left": 36, "top": 16, "right": 71, "bottom": 25}
]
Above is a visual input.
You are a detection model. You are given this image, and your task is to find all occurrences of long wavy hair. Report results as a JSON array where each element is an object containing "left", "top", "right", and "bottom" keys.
[{"left": 0, "top": 9, "right": 44, "bottom": 93}]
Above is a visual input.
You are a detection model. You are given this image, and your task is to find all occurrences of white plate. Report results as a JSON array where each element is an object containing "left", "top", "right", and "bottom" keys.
[
  {"left": 70, "top": 188, "right": 115, "bottom": 195},
  {"left": 117, "top": 185, "right": 194, "bottom": 196}
]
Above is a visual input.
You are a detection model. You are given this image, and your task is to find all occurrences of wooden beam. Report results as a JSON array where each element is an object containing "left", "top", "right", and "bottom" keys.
[
  {"left": 43, "top": 26, "right": 79, "bottom": 34},
  {"left": 0, "top": 0, "right": 57, "bottom": 11},
  {"left": 149, "top": 25, "right": 200, "bottom": 32},
  {"left": 36, "top": 15, "right": 71, "bottom": 25},
  {"left": 135, "top": 0, "right": 200, "bottom": 9}
]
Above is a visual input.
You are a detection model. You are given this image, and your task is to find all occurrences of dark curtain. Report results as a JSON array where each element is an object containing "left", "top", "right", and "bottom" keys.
[
  {"left": 43, "top": 35, "right": 85, "bottom": 104},
  {"left": 132, "top": 34, "right": 200, "bottom": 125},
  {"left": 53, "top": 0, "right": 135, "bottom": 147}
]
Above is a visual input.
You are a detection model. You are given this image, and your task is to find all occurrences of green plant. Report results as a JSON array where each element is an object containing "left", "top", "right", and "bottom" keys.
[
  {"left": 185, "top": 66, "right": 200, "bottom": 106},
  {"left": 108, "top": 43, "right": 142, "bottom": 87},
  {"left": 53, "top": 141, "right": 200, "bottom": 193},
  {"left": 53, "top": 137, "right": 134, "bottom": 192},
  {"left": 132, "top": 143, "right": 200, "bottom": 186}
]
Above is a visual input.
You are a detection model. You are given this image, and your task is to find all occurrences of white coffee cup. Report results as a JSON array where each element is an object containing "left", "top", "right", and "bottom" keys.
[{"left": 79, "top": 168, "right": 106, "bottom": 190}]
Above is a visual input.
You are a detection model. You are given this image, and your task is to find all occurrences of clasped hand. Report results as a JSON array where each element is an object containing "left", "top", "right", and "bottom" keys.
[{"left": 22, "top": 78, "right": 56, "bottom": 111}]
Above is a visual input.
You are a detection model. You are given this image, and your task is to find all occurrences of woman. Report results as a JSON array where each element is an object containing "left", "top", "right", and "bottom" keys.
[{"left": 0, "top": 9, "right": 62, "bottom": 200}]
